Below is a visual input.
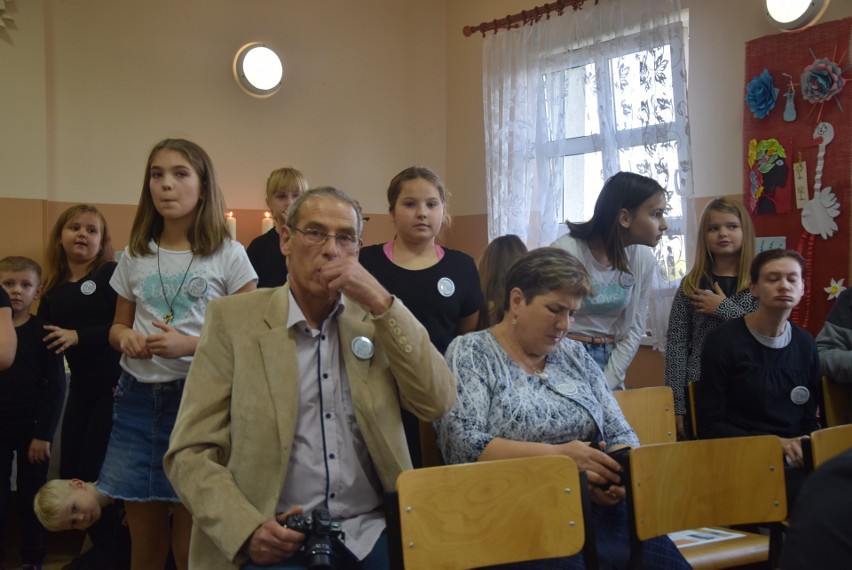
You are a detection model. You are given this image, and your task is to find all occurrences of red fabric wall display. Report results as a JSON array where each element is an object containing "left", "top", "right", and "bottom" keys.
[{"left": 743, "top": 18, "right": 852, "bottom": 335}]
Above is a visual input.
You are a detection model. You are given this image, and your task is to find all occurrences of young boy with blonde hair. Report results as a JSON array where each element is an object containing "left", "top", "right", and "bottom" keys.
[
  {"left": 34, "top": 478, "right": 131, "bottom": 569},
  {"left": 0, "top": 256, "right": 66, "bottom": 570},
  {"left": 33, "top": 478, "right": 110, "bottom": 531}
]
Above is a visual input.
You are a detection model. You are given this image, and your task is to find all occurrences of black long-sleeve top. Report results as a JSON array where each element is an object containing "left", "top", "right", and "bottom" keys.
[
  {"left": 37, "top": 262, "right": 121, "bottom": 397},
  {"left": 664, "top": 275, "right": 758, "bottom": 415},
  {"left": 246, "top": 228, "right": 288, "bottom": 288},
  {"left": 0, "top": 315, "right": 66, "bottom": 440},
  {"left": 697, "top": 317, "right": 820, "bottom": 439}
]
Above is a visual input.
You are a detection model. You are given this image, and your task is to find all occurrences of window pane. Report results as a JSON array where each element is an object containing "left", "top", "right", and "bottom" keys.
[
  {"left": 610, "top": 45, "right": 675, "bottom": 130},
  {"left": 544, "top": 63, "right": 599, "bottom": 141},
  {"left": 617, "top": 142, "right": 684, "bottom": 220},
  {"left": 618, "top": 142, "right": 686, "bottom": 283},
  {"left": 660, "top": 234, "right": 687, "bottom": 281},
  {"left": 561, "top": 152, "right": 604, "bottom": 224}
]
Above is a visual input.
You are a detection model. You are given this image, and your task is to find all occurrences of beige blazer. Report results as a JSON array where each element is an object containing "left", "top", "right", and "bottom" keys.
[{"left": 164, "top": 285, "right": 455, "bottom": 569}]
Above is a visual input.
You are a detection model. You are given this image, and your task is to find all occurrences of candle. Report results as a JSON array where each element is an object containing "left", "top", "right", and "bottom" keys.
[
  {"left": 261, "top": 211, "right": 274, "bottom": 234},
  {"left": 226, "top": 211, "right": 237, "bottom": 240}
]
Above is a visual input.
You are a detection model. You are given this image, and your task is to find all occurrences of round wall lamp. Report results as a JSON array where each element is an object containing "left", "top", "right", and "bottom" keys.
[
  {"left": 233, "top": 43, "right": 283, "bottom": 97},
  {"left": 765, "top": 0, "right": 830, "bottom": 32}
]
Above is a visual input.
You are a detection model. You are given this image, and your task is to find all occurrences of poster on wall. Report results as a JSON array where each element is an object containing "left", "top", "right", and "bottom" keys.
[{"left": 743, "top": 18, "right": 852, "bottom": 334}]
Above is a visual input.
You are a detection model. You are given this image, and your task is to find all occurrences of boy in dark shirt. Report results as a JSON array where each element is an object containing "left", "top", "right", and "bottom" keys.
[
  {"left": 0, "top": 287, "right": 14, "bottom": 369},
  {"left": 0, "top": 256, "right": 66, "bottom": 570},
  {"left": 697, "top": 249, "right": 820, "bottom": 508}
]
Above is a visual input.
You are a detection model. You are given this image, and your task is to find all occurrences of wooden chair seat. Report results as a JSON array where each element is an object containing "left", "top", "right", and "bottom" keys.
[
  {"left": 613, "top": 386, "right": 676, "bottom": 444},
  {"left": 388, "top": 455, "right": 596, "bottom": 569},
  {"left": 672, "top": 528, "right": 769, "bottom": 570}
]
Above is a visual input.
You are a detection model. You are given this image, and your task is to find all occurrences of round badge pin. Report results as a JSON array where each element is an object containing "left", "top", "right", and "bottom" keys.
[
  {"left": 80, "top": 280, "right": 97, "bottom": 295},
  {"left": 186, "top": 277, "right": 208, "bottom": 298},
  {"left": 351, "top": 336, "right": 374, "bottom": 360},
  {"left": 618, "top": 273, "right": 635, "bottom": 288},
  {"left": 790, "top": 386, "right": 810, "bottom": 405},
  {"left": 437, "top": 277, "right": 456, "bottom": 298}
]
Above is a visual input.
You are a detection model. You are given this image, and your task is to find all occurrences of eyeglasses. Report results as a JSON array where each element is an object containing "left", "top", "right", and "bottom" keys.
[{"left": 290, "top": 227, "right": 361, "bottom": 252}]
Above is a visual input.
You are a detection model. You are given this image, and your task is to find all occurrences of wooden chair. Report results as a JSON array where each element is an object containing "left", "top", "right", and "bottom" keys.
[
  {"left": 624, "top": 436, "right": 787, "bottom": 570},
  {"left": 418, "top": 420, "right": 445, "bottom": 467},
  {"left": 804, "top": 424, "right": 852, "bottom": 469},
  {"left": 821, "top": 375, "right": 851, "bottom": 427},
  {"left": 686, "top": 381, "right": 699, "bottom": 439},
  {"left": 613, "top": 386, "right": 676, "bottom": 444},
  {"left": 386, "top": 455, "right": 597, "bottom": 569}
]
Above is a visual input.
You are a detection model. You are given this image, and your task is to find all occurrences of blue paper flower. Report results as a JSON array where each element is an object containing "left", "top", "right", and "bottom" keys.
[{"left": 746, "top": 69, "right": 780, "bottom": 119}]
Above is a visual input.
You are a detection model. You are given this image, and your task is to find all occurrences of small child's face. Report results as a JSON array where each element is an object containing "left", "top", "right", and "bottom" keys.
[
  {"left": 61, "top": 212, "right": 104, "bottom": 264},
  {"left": 0, "top": 270, "right": 40, "bottom": 317},
  {"left": 56, "top": 480, "right": 102, "bottom": 531},
  {"left": 267, "top": 187, "right": 302, "bottom": 228}
]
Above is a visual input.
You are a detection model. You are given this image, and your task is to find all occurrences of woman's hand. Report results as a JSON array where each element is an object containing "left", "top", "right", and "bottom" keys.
[
  {"left": 688, "top": 282, "right": 726, "bottom": 315},
  {"left": 589, "top": 483, "right": 625, "bottom": 506},
  {"left": 43, "top": 325, "right": 79, "bottom": 354},
  {"left": 554, "top": 440, "right": 623, "bottom": 488},
  {"left": 781, "top": 436, "right": 806, "bottom": 468}
]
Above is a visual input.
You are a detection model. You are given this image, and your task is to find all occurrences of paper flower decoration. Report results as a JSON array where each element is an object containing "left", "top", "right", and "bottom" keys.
[
  {"left": 746, "top": 69, "right": 780, "bottom": 119},
  {"left": 824, "top": 278, "right": 846, "bottom": 300},
  {"left": 801, "top": 186, "right": 840, "bottom": 239},
  {"left": 747, "top": 138, "right": 787, "bottom": 214},
  {"left": 801, "top": 58, "right": 846, "bottom": 105}
]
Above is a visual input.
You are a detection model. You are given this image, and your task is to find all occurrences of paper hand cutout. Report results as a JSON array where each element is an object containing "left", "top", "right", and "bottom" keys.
[{"left": 801, "top": 186, "right": 840, "bottom": 239}]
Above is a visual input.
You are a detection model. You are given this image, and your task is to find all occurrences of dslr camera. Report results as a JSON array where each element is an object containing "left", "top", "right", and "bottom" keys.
[{"left": 282, "top": 508, "right": 345, "bottom": 569}]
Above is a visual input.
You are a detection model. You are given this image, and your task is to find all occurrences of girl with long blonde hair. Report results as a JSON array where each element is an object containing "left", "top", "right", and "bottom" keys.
[{"left": 664, "top": 197, "right": 756, "bottom": 438}]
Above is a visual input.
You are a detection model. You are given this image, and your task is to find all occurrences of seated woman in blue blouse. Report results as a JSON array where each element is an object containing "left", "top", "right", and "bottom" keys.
[
  {"left": 436, "top": 247, "right": 687, "bottom": 569},
  {"left": 697, "top": 248, "right": 820, "bottom": 507}
]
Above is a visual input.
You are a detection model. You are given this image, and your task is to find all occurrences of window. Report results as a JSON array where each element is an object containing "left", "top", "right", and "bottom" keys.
[{"left": 543, "top": 24, "right": 691, "bottom": 286}]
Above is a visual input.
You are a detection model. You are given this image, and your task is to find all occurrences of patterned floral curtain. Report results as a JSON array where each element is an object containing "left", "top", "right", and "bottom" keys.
[{"left": 482, "top": 0, "right": 695, "bottom": 350}]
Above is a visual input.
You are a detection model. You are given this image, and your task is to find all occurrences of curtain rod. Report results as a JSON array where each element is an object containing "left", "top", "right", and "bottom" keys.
[{"left": 463, "top": 0, "right": 597, "bottom": 37}]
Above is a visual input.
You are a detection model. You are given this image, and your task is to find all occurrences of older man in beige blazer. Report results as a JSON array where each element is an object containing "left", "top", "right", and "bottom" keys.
[{"left": 164, "top": 187, "right": 456, "bottom": 570}]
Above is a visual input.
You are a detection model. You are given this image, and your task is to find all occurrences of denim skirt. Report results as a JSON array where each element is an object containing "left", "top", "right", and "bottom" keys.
[{"left": 96, "top": 372, "right": 185, "bottom": 502}]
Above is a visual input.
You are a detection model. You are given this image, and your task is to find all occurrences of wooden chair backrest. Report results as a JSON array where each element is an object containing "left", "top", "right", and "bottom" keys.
[
  {"left": 627, "top": 436, "right": 787, "bottom": 541},
  {"left": 613, "top": 386, "right": 676, "bottom": 444},
  {"left": 687, "top": 381, "right": 699, "bottom": 439},
  {"left": 419, "top": 420, "right": 445, "bottom": 467},
  {"left": 395, "top": 455, "right": 587, "bottom": 569},
  {"left": 821, "top": 376, "right": 851, "bottom": 427},
  {"left": 810, "top": 424, "right": 852, "bottom": 469}
]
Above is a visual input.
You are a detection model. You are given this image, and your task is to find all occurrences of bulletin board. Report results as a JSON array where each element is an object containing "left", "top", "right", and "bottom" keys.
[{"left": 743, "top": 18, "right": 852, "bottom": 335}]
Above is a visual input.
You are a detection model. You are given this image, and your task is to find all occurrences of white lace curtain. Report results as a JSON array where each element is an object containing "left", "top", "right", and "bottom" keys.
[{"left": 482, "top": 0, "right": 695, "bottom": 350}]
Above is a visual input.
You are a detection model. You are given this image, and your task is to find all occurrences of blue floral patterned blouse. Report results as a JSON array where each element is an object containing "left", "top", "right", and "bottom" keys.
[{"left": 436, "top": 329, "right": 639, "bottom": 465}]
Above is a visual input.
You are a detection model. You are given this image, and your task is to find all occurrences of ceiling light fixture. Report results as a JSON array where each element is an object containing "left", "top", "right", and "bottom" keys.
[
  {"left": 233, "top": 43, "right": 283, "bottom": 98},
  {"left": 765, "top": 0, "right": 830, "bottom": 32}
]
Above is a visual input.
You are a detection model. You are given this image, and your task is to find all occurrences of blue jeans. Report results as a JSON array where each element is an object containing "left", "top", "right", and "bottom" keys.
[
  {"left": 243, "top": 531, "right": 389, "bottom": 570},
  {"left": 581, "top": 342, "right": 613, "bottom": 371},
  {"left": 580, "top": 342, "right": 623, "bottom": 390}
]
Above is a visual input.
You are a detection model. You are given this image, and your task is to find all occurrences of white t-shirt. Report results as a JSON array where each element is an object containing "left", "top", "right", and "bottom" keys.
[
  {"left": 111, "top": 239, "right": 257, "bottom": 382},
  {"left": 579, "top": 255, "right": 634, "bottom": 335}
]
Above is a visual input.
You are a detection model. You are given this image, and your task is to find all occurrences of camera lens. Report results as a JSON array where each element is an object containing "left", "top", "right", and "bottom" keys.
[{"left": 304, "top": 535, "right": 337, "bottom": 569}]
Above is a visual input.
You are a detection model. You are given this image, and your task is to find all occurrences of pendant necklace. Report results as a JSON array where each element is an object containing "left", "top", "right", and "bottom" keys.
[
  {"left": 499, "top": 327, "right": 548, "bottom": 380},
  {"left": 157, "top": 243, "right": 195, "bottom": 325}
]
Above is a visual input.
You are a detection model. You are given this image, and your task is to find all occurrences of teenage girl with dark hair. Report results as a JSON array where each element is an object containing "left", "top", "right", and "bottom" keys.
[{"left": 551, "top": 172, "right": 668, "bottom": 390}]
